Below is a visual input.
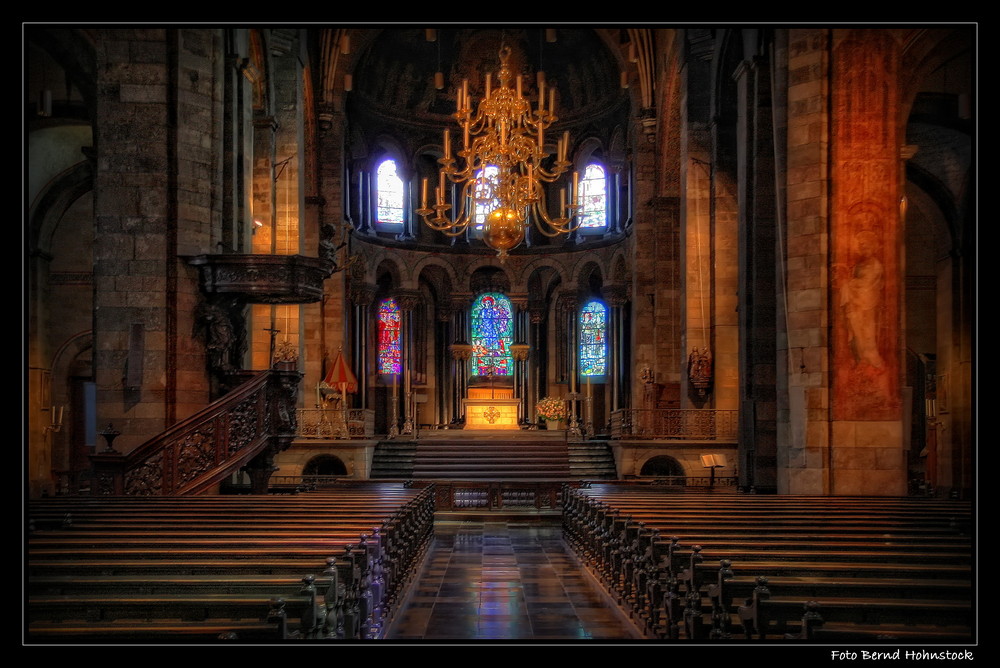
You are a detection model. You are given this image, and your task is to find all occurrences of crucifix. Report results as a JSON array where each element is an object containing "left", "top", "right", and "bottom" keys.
[{"left": 263, "top": 327, "right": 281, "bottom": 366}]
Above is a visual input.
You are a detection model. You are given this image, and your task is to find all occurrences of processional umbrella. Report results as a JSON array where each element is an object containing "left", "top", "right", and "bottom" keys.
[
  {"left": 322, "top": 347, "right": 358, "bottom": 395},
  {"left": 319, "top": 348, "right": 359, "bottom": 438}
]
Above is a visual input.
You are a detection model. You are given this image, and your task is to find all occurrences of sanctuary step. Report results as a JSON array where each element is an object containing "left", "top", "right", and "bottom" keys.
[
  {"left": 413, "top": 439, "right": 571, "bottom": 479},
  {"left": 372, "top": 432, "right": 582, "bottom": 480},
  {"left": 567, "top": 441, "right": 617, "bottom": 479}
]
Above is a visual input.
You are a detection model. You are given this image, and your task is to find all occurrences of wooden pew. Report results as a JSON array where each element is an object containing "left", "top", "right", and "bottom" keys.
[
  {"left": 563, "top": 484, "right": 973, "bottom": 642},
  {"left": 26, "top": 483, "right": 436, "bottom": 642}
]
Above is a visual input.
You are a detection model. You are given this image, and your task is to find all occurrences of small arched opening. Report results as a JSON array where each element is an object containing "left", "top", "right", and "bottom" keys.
[
  {"left": 303, "top": 454, "right": 348, "bottom": 478},
  {"left": 639, "top": 455, "right": 685, "bottom": 478}
]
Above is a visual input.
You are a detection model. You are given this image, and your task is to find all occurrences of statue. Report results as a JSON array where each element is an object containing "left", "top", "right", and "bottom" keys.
[
  {"left": 194, "top": 301, "right": 236, "bottom": 373},
  {"left": 688, "top": 347, "right": 713, "bottom": 397}
]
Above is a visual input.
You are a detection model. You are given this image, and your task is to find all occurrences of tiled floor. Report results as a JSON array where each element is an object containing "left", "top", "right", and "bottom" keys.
[{"left": 387, "top": 520, "right": 641, "bottom": 642}]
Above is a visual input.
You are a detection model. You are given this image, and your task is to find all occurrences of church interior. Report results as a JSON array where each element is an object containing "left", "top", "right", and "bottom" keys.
[{"left": 25, "top": 25, "right": 975, "bottom": 645}]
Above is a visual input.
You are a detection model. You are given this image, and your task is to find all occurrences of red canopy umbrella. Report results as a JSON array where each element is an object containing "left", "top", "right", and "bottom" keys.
[
  {"left": 319, "top": 348, "right": 358, "bottom": 438},
  {"left": 323, "top": 348, "right": 358, "bottom": 394}
]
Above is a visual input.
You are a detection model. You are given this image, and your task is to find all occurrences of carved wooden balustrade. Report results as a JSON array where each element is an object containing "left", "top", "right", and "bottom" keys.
[
  {"left": 89, "top": 367, "right": 302, "bottom": 496},
  {"left": 610, "top": 409, "right": 738, "bottom": 440},
  {"left": 297, "top": 407, "right": 375, "bottom": 439}
]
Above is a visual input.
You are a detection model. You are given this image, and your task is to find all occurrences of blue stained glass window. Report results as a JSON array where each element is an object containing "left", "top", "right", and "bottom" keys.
[
  {"left": 577, "top": 163, "right": 607, "bottom": 228},
  {"left": 377, "top": 298, "right": 402, "bottom": 374},
  {"left": 376, "top": 159, "right": 405, "bottom": 224},
  {"left": 470, "top": 292, "right": 513, "bottom": 376},
  {"left": 579, "top": 300, "right": 607, "bottom": 376}
]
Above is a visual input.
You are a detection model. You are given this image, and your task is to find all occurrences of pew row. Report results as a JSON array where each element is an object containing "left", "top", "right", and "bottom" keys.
[
  {"left": 26, "top": 482, "right": 436, "bottom": 642},
  {"left": 562, "top": 484, "right": 973, "bottom": 642}
]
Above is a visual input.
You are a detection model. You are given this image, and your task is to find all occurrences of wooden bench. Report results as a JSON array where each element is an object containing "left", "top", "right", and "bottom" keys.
[
  {"left": 26, "top": 483, "right": 436, "bottom": 642},
  {"left": 563, "top": 484, "right": 973, "bottom": 642}
]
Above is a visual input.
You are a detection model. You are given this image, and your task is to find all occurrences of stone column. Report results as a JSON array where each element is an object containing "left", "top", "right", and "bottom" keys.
[
  {"left": 528, "top": 302, "right": 547, "bottom": 423},
  {"left": 557, "top": 291, "right": 580, "bottom": 429},
  {"left": 827, "top": 29, "right": 905, "bottom": 495},
  {"left": 395, "top": 290, "right": 421, "bottom": 435},
  {"left": 449, "top": 343, "right": 473, "bottom": 422},
  {"left": 349, "top": 282, "right": 376, "bottom": 410},
  {"left": 435, "top": 301, "right": 454, "bottom": 425},
  {"left": 602, "top": 283, "right": 629, "bottom": 414}
]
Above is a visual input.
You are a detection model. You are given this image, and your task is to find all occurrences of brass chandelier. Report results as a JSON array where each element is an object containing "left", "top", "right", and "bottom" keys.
[{"left": 417, "top": 45, "right": 581, "bottom": 261}]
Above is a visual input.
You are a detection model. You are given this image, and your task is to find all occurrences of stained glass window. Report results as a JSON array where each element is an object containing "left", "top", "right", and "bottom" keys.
[
  {"left": 579, "top": 300, "right": 607, "bottom": 376},
  {"left": 577, "top": 163, "right": 607, "bottom": 228},
  {"left": 376, "top": 159, "right": 404, "bottom": 224},
  {"left": 377, "top": 297, "right": 402, "bottom": 374},
  {"left": 470, "top": 292, "right": 513, "bottom": 376}
]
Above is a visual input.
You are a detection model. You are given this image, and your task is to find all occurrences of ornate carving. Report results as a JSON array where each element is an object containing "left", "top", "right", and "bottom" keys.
[
  {"left": 194, "top": 296, "right": 246, "bottom": 376},
  {"left": 125, "top": 453, "right": 164, "bottom": 496},
  {"left": 175, "top": 427, "right": 216, "bottom": 485},
  {"left": 393, "top": 290, "right": 421, "bottom": 312},
  {"left": 270, "top": 371, "right": 302, "bottom": 435},
  {"left": 187, "top": 254, "right": 335, "bottom": 304},
  {"left": 528, "top": 300, "right": 547, "bottom": 324},
  {"left": 94, "top": 471, "right": 116, "bottom": 496},
  {"left": 349, "top": 282, "right": 377, "bottom": 307},
  {"left": 601, "top": 283, "right": 629, "bottom": 308},
  {"left": 229, "top": 395, "right": 262, "bottom": 452},
  {"left": 687, "top": 348, "right": 713, "bottom": 398}
]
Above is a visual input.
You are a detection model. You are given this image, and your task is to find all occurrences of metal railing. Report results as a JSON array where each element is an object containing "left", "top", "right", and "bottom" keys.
[
  {"left": 610, "top": 409, "right": 738, "bottom": 440},
  {"left": 296, "top": 407, "right": 375, "bottom": 439}
]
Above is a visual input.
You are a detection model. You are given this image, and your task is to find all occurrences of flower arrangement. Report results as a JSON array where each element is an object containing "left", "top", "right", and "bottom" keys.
[{"left": 535, "top": 396, "right": 567, "bottom": 421}]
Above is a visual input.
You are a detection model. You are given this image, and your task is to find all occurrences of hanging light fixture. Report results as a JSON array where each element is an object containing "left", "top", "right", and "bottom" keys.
[{"left": 417, "top": 43, "right": 581, "bottom": 262}]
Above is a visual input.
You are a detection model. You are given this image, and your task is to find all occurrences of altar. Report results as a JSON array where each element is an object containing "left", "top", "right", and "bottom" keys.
[{"left": 462, "top": 398, "right": 521, "bottom": 430}]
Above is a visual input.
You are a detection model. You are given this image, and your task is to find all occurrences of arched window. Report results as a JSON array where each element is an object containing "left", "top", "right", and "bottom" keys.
[
  {"left": 473, "top": 164, "right": 500, "bottom": 232},
  {"left": 470, "top": 292, "right": 513, "bottom": 376},
  {"left": 579, "top": 300, "right": 607, "bottom": 377},
  {"left": 377, "top": 297, "right": 402, "bottom": 374},
  {"left": 576, "top": 163, "right": 607, "bottom": 228},
  {"left": 376, "top": 158, "right": 405, "bottom": 225}
]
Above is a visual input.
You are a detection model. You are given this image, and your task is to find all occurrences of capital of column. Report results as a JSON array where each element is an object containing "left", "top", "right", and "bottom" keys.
[
  {"left": 450, "top": 293, "right": 473, "bottom": 312},
  {"left": 510, "top": 343, "right": 530, "bottom": 362},
  {"left": 556, "top": 291, "right": 580, "bottom": 314},
  {"left": 601, "top": 283, "right": 630, "bottom": 308},
  {"left": 528, "top": 300, "right": 547, "bottom": 324},
  {"left": 394, "top": 289, "right": 422, "bottom": 312},
  {"left": 508, "top": 292, "right": 529, "bottom": 311},
  {"left": 349, "top": 282, "right": 377, "bottom": 306},
  {"left": 436, "top": 303, "right": 454, "bottom": 322}
]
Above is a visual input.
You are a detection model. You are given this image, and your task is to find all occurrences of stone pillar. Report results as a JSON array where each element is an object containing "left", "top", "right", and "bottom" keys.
[
  {"left": 449, "top": 343, "right": 473, "bottom": 422},
  {"left": 735, "top": 55, "right": 779, "bottom": 493},
  {"left": 557, "top": 291, "right": 580, "bottom": 429},
  {"left": 528, "top": 302, "right": 547, "bottom": 423},
  {"left": 779, "top": 28, "right": 832, "bottom": 495},
  {"left": 602, "top": 283, "right": 629, "bottom": 413},
  {"left": 827, "top": 29, "right": 905, "bottom": 495},
  {"left": 349, "top": 282, "right": 376, "bottom": 410},
  {"left": 92, "top": 28, "right": 214, "bottom": 455},
  {"left": 395, "top": 290, "right": 421, "bottom": 435},
  {"left": 435, "top": 302, "right": 454, "bottom": 425}
]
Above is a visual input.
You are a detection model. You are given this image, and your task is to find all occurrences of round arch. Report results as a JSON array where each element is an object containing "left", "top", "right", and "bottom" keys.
[
  {"left": 639, "top": 455, "right": 686, "bottom": 477},
  {"left": 302, "top": 454, "right": 348, "bottom": 476}
]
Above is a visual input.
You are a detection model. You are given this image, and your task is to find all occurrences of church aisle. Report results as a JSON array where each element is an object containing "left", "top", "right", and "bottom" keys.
[{"left": 386, "top": 520, "right": 641, "bottom": 642}]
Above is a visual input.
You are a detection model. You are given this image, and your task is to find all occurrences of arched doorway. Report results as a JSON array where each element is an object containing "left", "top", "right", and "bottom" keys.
[
  {"left": 640, "top": 454, "right": 685, "bottom": 478},
  {"left": 303, "top": 454, "right": 348, "bottom": 477}
]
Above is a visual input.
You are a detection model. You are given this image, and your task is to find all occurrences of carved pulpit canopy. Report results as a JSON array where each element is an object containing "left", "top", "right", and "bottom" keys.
[{"left": 187, "top": 254, "right": 336, "bottom": 304}]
